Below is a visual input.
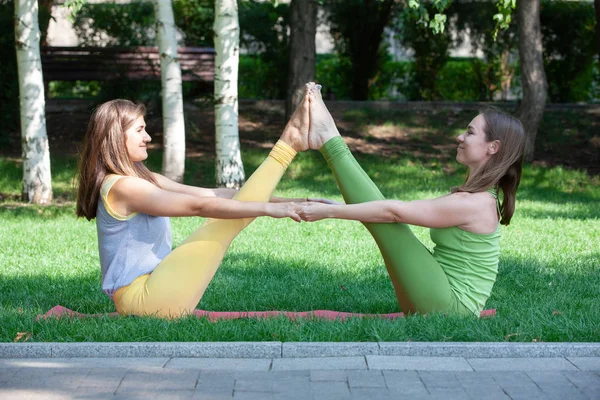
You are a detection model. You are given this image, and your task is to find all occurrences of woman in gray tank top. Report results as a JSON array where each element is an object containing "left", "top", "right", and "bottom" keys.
[{"left": 76, "top": 84, "right": 324, "bottom": 318}]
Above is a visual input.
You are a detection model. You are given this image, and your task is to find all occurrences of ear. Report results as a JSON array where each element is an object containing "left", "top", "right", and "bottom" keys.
[{"left": 488, "top": 140, "right": 500, "bottom": 155}]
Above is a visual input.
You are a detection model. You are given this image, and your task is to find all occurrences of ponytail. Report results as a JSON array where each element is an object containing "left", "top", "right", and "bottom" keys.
[{"left": 498, "top": 156, "right": 523, "bottom": 225}]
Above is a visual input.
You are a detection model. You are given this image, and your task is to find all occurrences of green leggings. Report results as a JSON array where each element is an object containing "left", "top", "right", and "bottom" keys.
[{"left": 321, "top": 137, "right": 470, "bottom": 315}]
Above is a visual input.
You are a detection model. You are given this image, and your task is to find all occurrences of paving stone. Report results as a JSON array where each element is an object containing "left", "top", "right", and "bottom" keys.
[
  {"left": 387, "top": 385, "right": 431, "bottom": 399},
  {"left": 563, "top": 371, "right": 600, "bottom": 389},
  {"left": 349, "top": 387, "right": 393, "bottom": 400},
  {"left": 283, "top": 342, "right": 379, "bottom": 357},
  {"left": 346, "top": 370, "right": 386, "bottom": 388},
  {"left": 72, "top": 389, "right": 116, "bottom": 399},
  {"left": 468, "top": 357, "right": 578, "bottom": 371},
  {"left": 567, "top": 357, "right": 600, "bottom": 371},
  {"left": 78, "top": 368, "right": 127, "bottom": 390},
  {"left": 490, "top": 371, "right": 536, "bottom": 386},
  {"left": 270, "top": 370, "right": 310, "bottom": 380},
  {"left": 367, "top": 356, "right": 472, "bottom": 371},
  {"left": 114, "top": 389, "right": 195, "bottom": 399},
  {"left": 310, "top": 370, "right": 348, "bottom": 382},
  {"left": 166, "top": 358, "right": 271, "bottom": 371},
  {"left": 382, "top": 370, "right": 422, "bottom": 386},
  {"left": 234, "top": 371, "right": 275, "bottom": 392},
  {"left": 154, "top": 369, "right": 201, "bottom": 390},
  {"left": 461, "top": 386, "right": 510, "bottom": 400},
  {"left": 311, "top": 381, "right": 351, "bottom": 400},
  {"left": 455, "top": 372, "right": 509, "bottom": 400},
  {"left": 271, "top": 371, "right": 311, "bottom": 395},
  {"left": 581, "top": 386, "right": 600, "bottom": 399},
  {"left": 490, "top": 372, "right": 545, "bottom": 400},
  {"left": 418, "top": 371, "right": 461, "bottom": 389},
  {"left": 192, "top": 390, "right": 234, "bottom": 400},
  {"left": 50, "top": 357, "right": 168, "bottom": 369},
  {"left": 115, "top": 370, "right": 159, "bottom": 393},
  {"left": 272, "top": 357, "right": 366, "bottom": 371},
  {"left": 427, "top": 387, "right": 470, "bottom": 400},
  {"left": 233, "top": 391, "right": 275, "bottom": 400},
  {"left": 453, "top": 371, "right": 497, "bottom": 385},
  {"left": 526, "top": 371, "right": 589, "bottom": 400}
]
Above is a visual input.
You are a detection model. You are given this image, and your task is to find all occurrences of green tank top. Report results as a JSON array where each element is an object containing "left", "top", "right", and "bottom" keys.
[{"left": 429, "top": 188, "right": 501, "bottom": 316}]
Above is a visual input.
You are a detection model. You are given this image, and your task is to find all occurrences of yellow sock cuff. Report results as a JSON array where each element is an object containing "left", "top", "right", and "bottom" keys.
[{"left": 268, "top": 140, "right": 297, "bottom": 169}]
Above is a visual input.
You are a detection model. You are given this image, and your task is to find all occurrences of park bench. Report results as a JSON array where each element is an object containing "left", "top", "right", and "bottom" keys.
[{"left": 40, "top": 46, "right": 215, "bottom": 91}]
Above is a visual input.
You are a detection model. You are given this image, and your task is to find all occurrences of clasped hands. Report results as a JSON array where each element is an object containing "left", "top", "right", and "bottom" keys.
[{"left": 271, "top": 197, "right": 344, "bottom": 223}]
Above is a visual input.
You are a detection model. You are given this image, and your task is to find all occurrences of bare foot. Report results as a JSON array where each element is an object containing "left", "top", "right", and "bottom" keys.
[
  {"left": 280, "top": 84, "right": 310, "bottom": 152},
  {"left": 308, "top": 83, "right": 340, "bottom": 150}
]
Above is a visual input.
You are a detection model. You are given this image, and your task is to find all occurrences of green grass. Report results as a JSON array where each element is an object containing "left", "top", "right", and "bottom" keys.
[{"left": 1, "top": 111, "right": 599, "bottom": 343}]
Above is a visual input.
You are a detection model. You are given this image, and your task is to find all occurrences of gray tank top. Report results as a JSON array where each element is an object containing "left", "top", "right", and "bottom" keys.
[{"left": 96, "top": 175, "right": 172, "bottom": 299}]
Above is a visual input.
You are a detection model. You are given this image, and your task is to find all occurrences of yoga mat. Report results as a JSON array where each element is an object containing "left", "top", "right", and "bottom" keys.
[{"left": 37, "top": 305, "right": 496, "bottom": 321}]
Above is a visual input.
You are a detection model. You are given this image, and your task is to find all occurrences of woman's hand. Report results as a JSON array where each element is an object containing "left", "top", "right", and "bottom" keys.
[
  {"left": 266, "top": 202, "right": 302, "bottom": 222},
  {"left": 298, "top": 202, "right": 334, "bottom": 222}
]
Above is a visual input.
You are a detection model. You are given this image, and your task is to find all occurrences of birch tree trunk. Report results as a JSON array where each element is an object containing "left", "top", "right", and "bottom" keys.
[
  {"left": 516, "top": 0, "right": 547, "bottom": 162},
  {"left": 154, "top": 0, "right": 186, "bottom": 182},
  {"left": 286, "top": 0, "right": 317, "bottom": 120},
  {"left": 214, "top": 0, "right": 244, "bottom": 188},
  {"left": 15, "top": 0, "right": 52, "bottom": 204}
]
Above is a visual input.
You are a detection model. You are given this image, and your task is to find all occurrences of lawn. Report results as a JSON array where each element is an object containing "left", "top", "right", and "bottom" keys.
[{"left": 0, "top": 106, "right": 598, "bottom": 342}]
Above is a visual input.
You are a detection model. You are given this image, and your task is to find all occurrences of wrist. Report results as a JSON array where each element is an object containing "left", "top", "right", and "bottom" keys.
[{"left": 264, "top": 203, "right": 274, "bottom": 217}]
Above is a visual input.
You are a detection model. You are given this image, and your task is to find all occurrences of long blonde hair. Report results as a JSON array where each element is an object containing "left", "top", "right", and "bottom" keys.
[
  {"left": 76, "top": 99, "right": 158, "bottom": 220},
  {"left": 454, "top": 110, "right": 525, "bottom": 225}
]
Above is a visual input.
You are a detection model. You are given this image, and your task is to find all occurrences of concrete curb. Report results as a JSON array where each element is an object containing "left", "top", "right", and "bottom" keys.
[{"left": 1, "top": 342, "right": 599, "bottom": 359}]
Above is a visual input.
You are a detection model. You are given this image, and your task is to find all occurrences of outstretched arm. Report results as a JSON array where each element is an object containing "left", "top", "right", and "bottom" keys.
[
  {"left": 153, "top": 173, "right": 337, "bottom": 204},
  {"left": 299, "top": 193, "right": 480, "bottom": 229},
  {"left": 109, "top": 176, "right": 301, "bottom": 221}
]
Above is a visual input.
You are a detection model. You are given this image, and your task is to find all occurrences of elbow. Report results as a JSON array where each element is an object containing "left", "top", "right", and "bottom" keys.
[{"left": 386, "top": 202, "right": 405, "bottom": 223}]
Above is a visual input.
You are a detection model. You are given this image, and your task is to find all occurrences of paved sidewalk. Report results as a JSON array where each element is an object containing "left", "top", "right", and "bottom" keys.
[{"left": 1, "top": 343, "right": 599, "bottom": 399}]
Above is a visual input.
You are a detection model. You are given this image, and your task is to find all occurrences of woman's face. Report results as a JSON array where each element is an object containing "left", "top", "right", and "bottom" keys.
[
  {"left": 125, "top": 116, "right": 151, "bottom": 162},
  {"left": 456, "top": 114, "right": 498, "bottom": 169}
]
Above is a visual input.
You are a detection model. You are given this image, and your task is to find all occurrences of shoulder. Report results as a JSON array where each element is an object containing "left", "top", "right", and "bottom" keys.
[{"left": 444, "top": 191, "right": 496, "bottom": 213}]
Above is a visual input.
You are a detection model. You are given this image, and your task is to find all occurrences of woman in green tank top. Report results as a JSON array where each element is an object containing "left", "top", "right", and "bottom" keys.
[{"left": 299, "top": 83, "right": 526, "bottom": 316}]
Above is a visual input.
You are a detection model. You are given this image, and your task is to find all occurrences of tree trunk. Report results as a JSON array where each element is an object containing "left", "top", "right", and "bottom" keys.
[
  {"left": 348, "top": 0, "right": 396, "bottom": 100},
  {"left": 214, "top": 0, "right": 244, "bottom": 188},
  {"left": 154, "top": 0, "right": 186, "bottom": 182},
  {"left": 285, "top": 0, "right": 317, "bottom": 120},
  {"left": 516, "top": 0, "right": 547, "bottom": 162},
  {"left": 15, "top": 0, "right": 52, "bottom": 204}
]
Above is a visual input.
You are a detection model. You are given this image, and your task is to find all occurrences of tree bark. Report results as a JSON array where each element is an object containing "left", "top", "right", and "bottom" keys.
[
  {"left": 15, "top": 0, "right": 53, "bottom": 204},
  {"left": 214, "top": 0, "right": 245, "bottom": 188},
  {"left": 154, "top": 0, "right": 186, "bottom": 182},
  {"left": 516, "top": 0, "right": 547, "bottom": 162},
  {"left": 285, "top": 0, "right": 317, "bottom": 120},
  {"left": 346, "top": 0, "right": 396, "bottom": 100}
]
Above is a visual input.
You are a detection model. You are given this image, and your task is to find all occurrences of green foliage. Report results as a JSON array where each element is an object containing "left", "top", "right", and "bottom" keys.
[
  {"left": 540, "top": 0, "right": 597, "bottom": 102},
  {"left": 172, "top": 0, "right": 213, "bottom": 46},
  {"left": 492, "top": 0, "right": 516, "bottom": 40},
  {"left": 314, "top": 54, "right": 353, "bottom": 100},
  {"left": 72, "top": 1, "right": 156, "bottom": 47},
  {"left": 435, "top": 59, "right": 486, "bottom": 101},
  {"left": 239, "top": 0, "right": 291, "bottom": 100},
  {"left": 396, "top": 3, "right": 454, "bottom": 100},
  {"left": 452, "top": 1, "right": 518, "bottom": 101}
]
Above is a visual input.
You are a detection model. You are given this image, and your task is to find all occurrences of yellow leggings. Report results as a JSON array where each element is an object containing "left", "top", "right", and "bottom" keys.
[{"left": 113, "top": 141, "right": 296, "bottom": 318}]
